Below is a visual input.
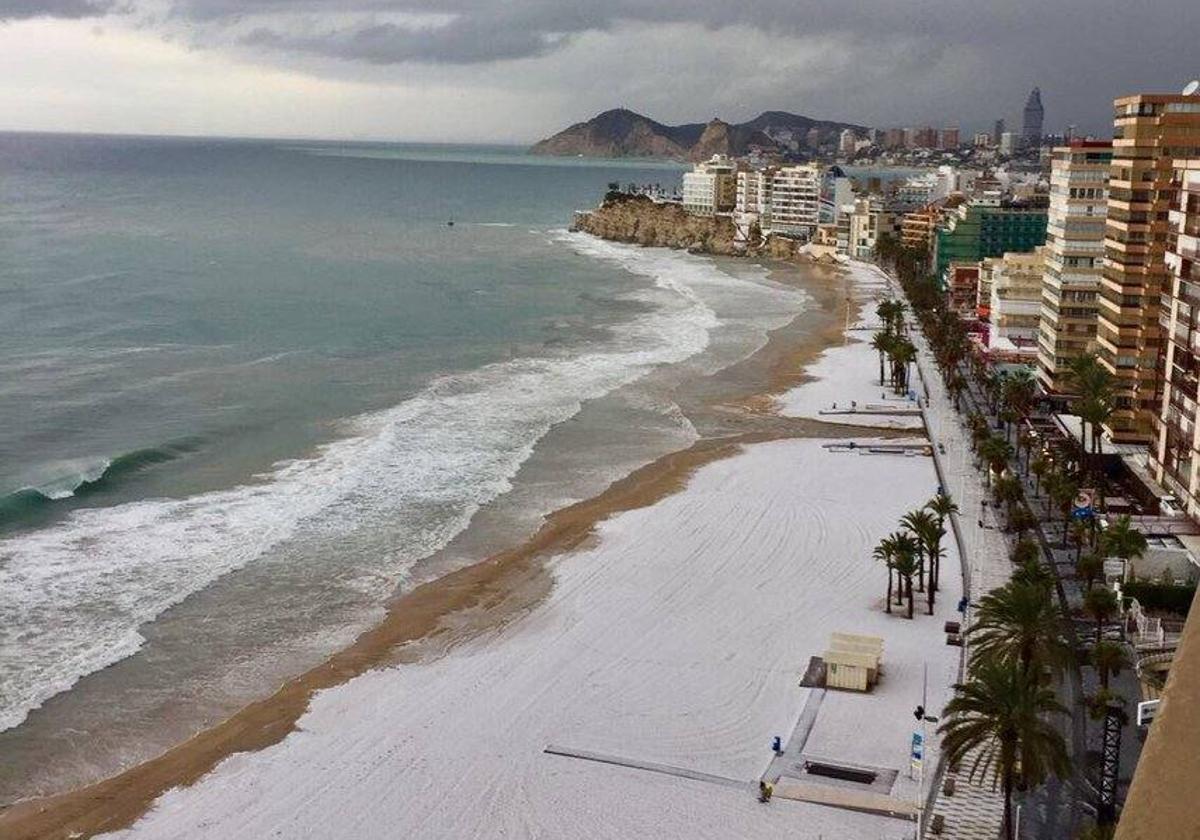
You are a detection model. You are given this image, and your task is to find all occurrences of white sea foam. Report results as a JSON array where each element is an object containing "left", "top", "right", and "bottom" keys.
[{"left": 0, "top": 234, "right": 801, "bottom": 734}]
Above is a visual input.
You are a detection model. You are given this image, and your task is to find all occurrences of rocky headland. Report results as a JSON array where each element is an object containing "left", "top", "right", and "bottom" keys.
[{"left": 570, "top": 193, "right": 812, "bottom": 261}]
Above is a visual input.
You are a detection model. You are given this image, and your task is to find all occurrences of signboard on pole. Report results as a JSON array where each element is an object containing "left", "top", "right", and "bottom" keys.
[{"left": 910, "top": 731, "right": 924, "bottom": 774}]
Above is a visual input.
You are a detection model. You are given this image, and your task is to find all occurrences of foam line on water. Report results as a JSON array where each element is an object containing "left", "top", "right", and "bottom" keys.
[{"left": 0, "top": 235, "right": 758, "bottom": 734}]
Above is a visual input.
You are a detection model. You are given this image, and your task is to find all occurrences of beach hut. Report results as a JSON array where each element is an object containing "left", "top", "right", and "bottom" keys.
[
  {"left": 824, "top": 632, "right": 884, "bottom": 691},
  {"left": 824, "top": 649, "right": 877, "bottom": 692}
]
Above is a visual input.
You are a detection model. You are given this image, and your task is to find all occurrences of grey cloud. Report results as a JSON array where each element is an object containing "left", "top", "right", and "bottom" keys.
[
  {"left": 239, "top": 14, "right": 569, "bottom": 64},
  {"left": 0, "top": 0, "right": 114, "bottom": 18},
  {"left": 20, "top": 0, "right": 1200, "bottom": 137}
]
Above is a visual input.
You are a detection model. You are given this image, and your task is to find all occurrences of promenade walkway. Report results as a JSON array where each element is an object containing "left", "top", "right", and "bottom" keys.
[{"left": 864, "top": 263, "right": 1011, "bottom": 839}]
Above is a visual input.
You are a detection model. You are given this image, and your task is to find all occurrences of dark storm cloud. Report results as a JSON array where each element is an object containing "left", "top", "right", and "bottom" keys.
[
  {"left": 162, "top": 0, "right": 1191, "bottom": 65},
  {"left": 0, "top": 0, "right": 113, "bottom": 18},
  {"left": 11, "top": 0, "right": 1200, "bottom": 135}
]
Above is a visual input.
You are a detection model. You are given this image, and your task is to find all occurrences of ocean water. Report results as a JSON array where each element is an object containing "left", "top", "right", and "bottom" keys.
[{"left": 0, "top": 134, "right": 809, "bottom": 797}]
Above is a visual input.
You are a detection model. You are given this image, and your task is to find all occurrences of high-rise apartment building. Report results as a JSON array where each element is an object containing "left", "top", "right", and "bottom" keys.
[
  {"left": 1023, "top": 87, "right": 1045, "bottom": 145},
  {"left": 989, "top": 248, "right": 1047, "bottom": 351},
  {"left": 1036, "top": 141, "right": 1112, "bottom": 393},
  {"left": 933, "top": 197, "right": 1048, "bottom": 279},
  {"left": 839, "top": 128, "right": 857, "bottom": 156},
  {"left": 940, "top": 127, "right": 960, "bottom": 150},
  {"left": 733, "top": 165, "right": 821, "bottom": 238},
  {"left": 769, "top": 165, "right": 822, "bottom": 237},
  {"left": 1153, "top": 158, "right": 1200, "bottom": 511},
  {"left": 682, "top": 155, "right": 738, "bottom": 216},
  {"left": 1096, "top": 93, "right": 1200, "bottom": 443},
  {"left": 992, "top": 119, "right": 1006, "bottom": 147}
]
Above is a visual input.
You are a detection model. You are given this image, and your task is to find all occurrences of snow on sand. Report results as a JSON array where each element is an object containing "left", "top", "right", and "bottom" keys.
[
  {"left": 776, "top": 260, "right": 923, "bottom": 430},
  {"left": 105, "top": 438, "right": 960, "bottom": 840}
]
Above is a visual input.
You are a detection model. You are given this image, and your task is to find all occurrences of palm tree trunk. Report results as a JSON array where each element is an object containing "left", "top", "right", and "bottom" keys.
[
  {"left": 886, "top": 568, "right": 893, "bottom": 614},
  {"left": 906, "top": 577, "right": 914, "bottom": 619},
  {"left": 1003, "top": 770, "right": 1015, "bottom": 840},
  {"left": 917, "top": 551, "right": 925, "bottom": 592}
]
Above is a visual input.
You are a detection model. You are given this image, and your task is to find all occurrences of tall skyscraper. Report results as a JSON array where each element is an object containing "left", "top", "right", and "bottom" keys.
[
  {"left": 992, "top": 119, "right": 1005, "bottom": 147},
  {"left": 1022, "top": 87, "right": 1044, "bottom": 144},
  {"left": 1096, "top": 93, "right": 1200, "bottom": 443},
  {"left": 1036, "top": 141, "right": 1111, "bottom": 393}
]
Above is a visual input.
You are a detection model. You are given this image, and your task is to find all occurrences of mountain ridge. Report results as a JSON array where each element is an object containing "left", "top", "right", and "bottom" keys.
[{"left": 530, "top": 108, "right": 868, "bottom": 161}]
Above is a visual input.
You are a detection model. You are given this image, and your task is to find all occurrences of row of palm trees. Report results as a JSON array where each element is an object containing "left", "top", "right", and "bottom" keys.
[
  {"left": 874, "top": 493, "right": 957, "bottom": 618},
  {"left": 875, "top": 237, "right": 1135, "bottom": 839},
  {"left": 871, "top": 300, "right": 918, "bottom": 395}
]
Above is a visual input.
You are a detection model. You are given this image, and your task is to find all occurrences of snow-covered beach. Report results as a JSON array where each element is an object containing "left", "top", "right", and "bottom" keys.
[
  {"left": 72, "top": 260, "right": 965, "bottom": 840},
  {"left": 97, "top": 435, "right": 958, "bottom": 840}
]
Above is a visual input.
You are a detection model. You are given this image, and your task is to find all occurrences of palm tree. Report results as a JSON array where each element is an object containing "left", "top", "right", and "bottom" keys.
[
  {"left": 1010, "top": 539, "right": 1040, "bottom": 567},
  {"left": 1067, "top": 356, "right": 1115, "bottom": 485},
  {"left": 993, "top": 475, "right": 1024, "bottom": 524},
  {"left": 871, "top": 331, "right": 893, "bottom": 387},
  {"left": 1002, "top": 369, "right": 1037, "bottom": 432},
  {"left": 1008, "top": 507, "right": 1039, "bottom": 541},
  {"left": 970, "top": 581, "right": 1072, "bottom": 677},
  {"left": 891, "top": 338, "right": 917, "bottom": 394},
  {"left": 902, "top": 509, "right": 940, "bottom": 594},
  {"left": 1012, "top": 559, "right": 1055, "bottom": 590},
  {"left": 1030, "top": 455, "right": 1050, "bottom": 497},
  {"left": 928, "top": 492, "right": 958, "bottom": 523},
  {"left": 1070, "top": 520, "right": 1091, "bottom": 563},
  {"left": 1100, "top": 515, "right": 1148, "bottom": 577},
  {"left": 1083, "top": 586, "right": 1119, "bottom": 644},
  {"left": 947, "top": 371, "right": 967, "bottom": 411},
  {"left": 939, "top": 659, "right": 1070, "bottom": 840},
  {"left": 979, "top": 435, "right": 1015, "bottom": 487},
  {"left": 891, "top": 532, "right": 921, "bottom": 619},
  {"left": 1091, "top": 641, "right": 1128, "bottom": 691},
  {"left": 1047, "top": 471, "right": 1080, "bottom": 548},
  {"left": 926, "top": 493, "right": 957, "bottom": 591},
  {"left": 874, "top": 536, "right": 898, "bottom": 615},
  {"left": 1075, "top": 552, "right": 1104, "bottom": 591}
]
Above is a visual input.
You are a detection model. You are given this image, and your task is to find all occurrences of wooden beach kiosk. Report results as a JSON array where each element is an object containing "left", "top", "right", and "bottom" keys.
[{"left": 824, "top": 633, "right": 884, "bottom": 692}]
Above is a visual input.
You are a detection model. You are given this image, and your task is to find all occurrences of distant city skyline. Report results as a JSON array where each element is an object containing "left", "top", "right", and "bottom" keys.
[{"left": 0, "top": 1, "right": 1198, "bottom": 142}]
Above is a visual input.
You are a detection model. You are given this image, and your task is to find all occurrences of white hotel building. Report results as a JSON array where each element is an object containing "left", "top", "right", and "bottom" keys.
[
  {"left": 732, "top": 164, "right": 821, "bottom": 239},
  {"left": 681, "top": 155, "right": 738, "bottom": 216}
]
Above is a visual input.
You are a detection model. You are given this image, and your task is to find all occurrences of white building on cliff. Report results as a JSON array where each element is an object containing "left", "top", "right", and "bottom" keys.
[{"left": 682, "top": 155, "right": 738, "bottom": 216}]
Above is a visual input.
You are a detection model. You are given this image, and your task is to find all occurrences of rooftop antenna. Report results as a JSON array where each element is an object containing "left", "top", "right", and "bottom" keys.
[{"left": 1184, "top": 80, "right": 1200, "bottom": 96}]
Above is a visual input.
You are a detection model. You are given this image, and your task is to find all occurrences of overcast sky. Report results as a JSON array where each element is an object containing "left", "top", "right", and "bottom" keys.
[{"left": 2, "top": 0, "right": 1198, "bottom": 143}]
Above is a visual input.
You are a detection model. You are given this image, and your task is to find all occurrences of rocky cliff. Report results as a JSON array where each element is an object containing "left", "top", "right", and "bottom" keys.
[
  {"left": 687, "top": 119, "right": 778, "bottom": 162},
  {"left": 571, "top": 194, "right": 738, "bottom": 253},
  {"left": 570, "top": 193, "right": 810, "bottom": 262}
]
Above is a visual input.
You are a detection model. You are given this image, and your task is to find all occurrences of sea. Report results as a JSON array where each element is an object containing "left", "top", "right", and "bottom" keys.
[{"left": 0, "top": 134, "right": 810, "bottom": 798}]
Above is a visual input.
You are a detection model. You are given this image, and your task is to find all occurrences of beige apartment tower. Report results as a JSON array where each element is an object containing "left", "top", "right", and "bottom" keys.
[
  {"left": 1153, "top": 159, "right": 1200, "bottom": 514},
  {"left": 1096, "top": 94, "right": 1200, "bottom": 442},
  {"left": 1036, "top": 141, "right": 1111, "bottom": 393}
]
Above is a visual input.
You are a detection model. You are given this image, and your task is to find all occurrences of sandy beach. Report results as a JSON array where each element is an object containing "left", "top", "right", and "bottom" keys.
[{"left": 1, "top": 257, "right": 963, "bottom": 840}]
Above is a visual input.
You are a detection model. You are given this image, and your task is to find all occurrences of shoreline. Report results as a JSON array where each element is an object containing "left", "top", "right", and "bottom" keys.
[{"left": 0, "top": 253, "right": 884, "bottom": 840}]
